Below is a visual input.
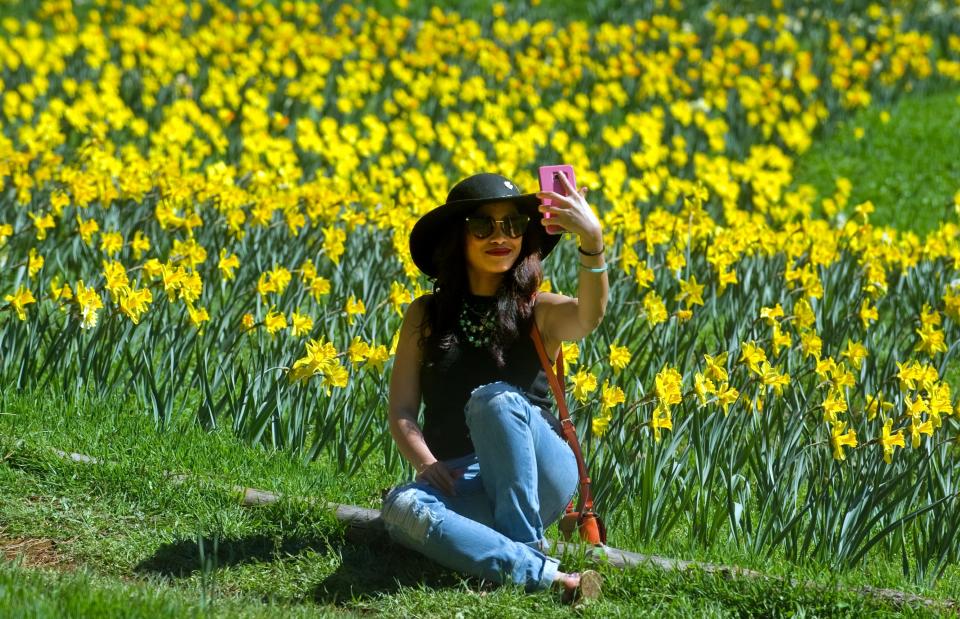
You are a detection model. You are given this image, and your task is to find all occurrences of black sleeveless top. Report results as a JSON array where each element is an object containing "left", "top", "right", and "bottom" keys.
[{"left": 419, "top": 294, "right": 556, "bottom": 461}]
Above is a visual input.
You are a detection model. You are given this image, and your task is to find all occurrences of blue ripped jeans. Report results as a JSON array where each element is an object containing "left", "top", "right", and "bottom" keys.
[{"left": 381, "top": 381, "right": 579, "bottom": 592}]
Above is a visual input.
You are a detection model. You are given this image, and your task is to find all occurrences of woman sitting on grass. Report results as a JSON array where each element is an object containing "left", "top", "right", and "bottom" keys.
[{"left": 381, "top": 171, "right": 608, "bottom": 601}]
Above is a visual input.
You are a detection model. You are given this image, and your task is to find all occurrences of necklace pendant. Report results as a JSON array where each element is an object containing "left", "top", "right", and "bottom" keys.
[{"left": 459, "top": 301, "right": 494, "bottom": 348}]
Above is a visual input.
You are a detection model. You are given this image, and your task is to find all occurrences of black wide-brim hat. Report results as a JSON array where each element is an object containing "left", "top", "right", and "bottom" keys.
[{"left": 409, "top": 173, "right": 562, "bottom": 279}]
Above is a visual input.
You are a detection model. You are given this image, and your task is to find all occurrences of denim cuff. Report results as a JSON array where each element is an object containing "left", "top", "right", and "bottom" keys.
[{"left": 534, "top": 555, "right": 561, "bottom": 591}]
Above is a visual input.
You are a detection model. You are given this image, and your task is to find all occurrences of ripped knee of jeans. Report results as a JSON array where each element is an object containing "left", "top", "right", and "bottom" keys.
[{"left": 380, "top": 487, "right": 443, "bottom": 546}]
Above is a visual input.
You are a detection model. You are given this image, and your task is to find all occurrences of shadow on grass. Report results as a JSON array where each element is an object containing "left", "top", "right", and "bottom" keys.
[
  {"left": 135, "top": 531, "right": 473, "bottom": 602},
  {"left": 134, "top": 534, "right": 332, "bottom": 577},
  {"left": 312, "top": 539, "right": 473, "bottom": 605}
]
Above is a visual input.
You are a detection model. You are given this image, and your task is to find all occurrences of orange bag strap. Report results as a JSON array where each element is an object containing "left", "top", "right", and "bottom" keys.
[{"left": 529, "top": 317, "right": 595, "bottom": 513}]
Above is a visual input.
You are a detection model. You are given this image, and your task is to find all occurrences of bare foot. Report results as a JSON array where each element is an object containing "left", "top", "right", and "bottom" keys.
[{"left": 555, "top": 571, "right": 580, "bottom": 593}]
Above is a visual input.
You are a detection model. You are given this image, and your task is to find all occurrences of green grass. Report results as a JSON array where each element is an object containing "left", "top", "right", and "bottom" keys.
[
  {"left": 1, "top": 388, "right": 958, "bottom": 617},
  {"left": 793, "top": 89, "right": 960, "bottom": 236},
  {"left": 0, "top": 561, "right": 338, "bottom": 619}
]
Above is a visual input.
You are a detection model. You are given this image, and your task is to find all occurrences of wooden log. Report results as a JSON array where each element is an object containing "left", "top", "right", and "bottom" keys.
[{"left": 556, "top": 542, "right": 764, "bottom": 578}]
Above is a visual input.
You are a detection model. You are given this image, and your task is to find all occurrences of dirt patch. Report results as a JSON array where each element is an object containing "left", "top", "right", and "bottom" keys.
[{"left": 0, "top": 534, "right": 76, "bottom": 571}]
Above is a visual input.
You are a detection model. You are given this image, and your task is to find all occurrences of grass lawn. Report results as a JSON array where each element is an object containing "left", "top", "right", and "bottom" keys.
[
  {"left": 792, "top": 88, "right": 960, "bottom": 236},
  {"left": 2, "top": 388, "right": 958, "bottom": 617}
]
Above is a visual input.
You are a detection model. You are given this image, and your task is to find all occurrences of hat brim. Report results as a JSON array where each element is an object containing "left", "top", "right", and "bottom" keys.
[{"left": 409, "top": 193, "right": 562, "bottom": 279}]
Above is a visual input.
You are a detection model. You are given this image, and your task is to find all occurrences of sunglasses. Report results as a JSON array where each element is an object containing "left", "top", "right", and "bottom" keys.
[{"left": 464, "top": 214, "right": 531, "bottom": 239}]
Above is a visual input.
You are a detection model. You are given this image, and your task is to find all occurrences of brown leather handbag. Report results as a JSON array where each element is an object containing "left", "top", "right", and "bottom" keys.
[{"left": 530, "top": 320, "right": 607, "bottom": 546}]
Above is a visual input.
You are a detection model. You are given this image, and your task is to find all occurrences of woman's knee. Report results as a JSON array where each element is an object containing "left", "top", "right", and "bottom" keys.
[
  {"left": 464, "top": 381, "right": 528, "bottom": 427},
  {"left": 381, "top": 485, "right": 445, "bottom": 547}
]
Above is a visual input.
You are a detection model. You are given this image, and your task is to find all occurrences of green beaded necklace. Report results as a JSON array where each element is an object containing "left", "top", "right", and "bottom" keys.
[{"left": 458, "top": 294, "right": 497, "bottom": 348}]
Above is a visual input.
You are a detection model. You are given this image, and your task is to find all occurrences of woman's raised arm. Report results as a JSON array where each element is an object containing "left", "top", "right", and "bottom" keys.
[{"left": 536, "top": 176, "right": 608, "bottom": 342}]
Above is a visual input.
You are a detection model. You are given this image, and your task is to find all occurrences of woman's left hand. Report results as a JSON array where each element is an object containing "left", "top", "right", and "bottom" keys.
[{"left": 536, "top": 173, "right": 603, "bottom": 249}]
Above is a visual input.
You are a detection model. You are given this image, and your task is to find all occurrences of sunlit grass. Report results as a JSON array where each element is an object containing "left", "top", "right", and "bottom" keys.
[{"left": 794, "top": 89, "right": 960, "bottom": 236}]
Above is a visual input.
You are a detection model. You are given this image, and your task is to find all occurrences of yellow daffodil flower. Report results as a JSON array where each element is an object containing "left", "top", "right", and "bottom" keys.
[
  {"left": 345, "top": 295, "right": 366, "bottom": 325},
  {"left": 651, "top": 402, "right": 673, "bottom": 442},
  {"left": 608, "top": 343, "right": 631, "bottom": 372},
  {"left": 739, "top": 341, "right": 767, "bottom": 375},
  {"left": 289, "top": 337, "right": 339, "bottom": 383},
  {"left": 290, "top": 311, "right": 314, "bottom": 337},
  {"left": 600, "top": 381, "right": 626, "bottom": 411},
  {"left": 219, "top": 249, "right": 240, "bottom": 281},
  {"left": 880, "top": 418, "right": 906, "bottom": 464},
  {"left": 703, "top": 352, "right": 729, "bottom": 383},
  {"left": 561, "top": 342, "right": 580, "bottom": 367},
  {"left": 643, "top": 291, "right": 668, "bottom": 325},
  {"left": 264, "top": 308, "right": 287, "bottom": 335},
  {"left": 830, "top": 421, "right": 858, "bottom": 461},
  {"left": 571, "top": 368, "right": 598, "bottom": 403},
  {"left": 4, "top": 285, "right": 36, "bottom": 321}
]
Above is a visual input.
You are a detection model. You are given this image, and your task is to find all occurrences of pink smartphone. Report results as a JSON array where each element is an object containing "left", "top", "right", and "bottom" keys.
[{"left": 538, "top": 164, "right": 576, "bottom": 235}]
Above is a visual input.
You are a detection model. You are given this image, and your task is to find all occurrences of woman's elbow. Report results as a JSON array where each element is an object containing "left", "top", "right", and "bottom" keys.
[
  {"left": 578, "top": 309, "right": 605, "bottom": 334},
  {"left": 388, "top": 406, "right": 418, "bottom": 432}
]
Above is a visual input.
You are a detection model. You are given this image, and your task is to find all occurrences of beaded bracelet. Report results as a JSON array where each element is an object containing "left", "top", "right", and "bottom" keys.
[
  {"left": 578, "top": 244, "right": 605, "bottom": 256},
  {"left": 580, "top": 262, "right": 609, "bottom": 273}
]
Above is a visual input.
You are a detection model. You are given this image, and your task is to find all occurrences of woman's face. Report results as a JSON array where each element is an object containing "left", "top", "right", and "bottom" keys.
[{"left": 463, "top": 200, "right": 525, "bottom": 280}]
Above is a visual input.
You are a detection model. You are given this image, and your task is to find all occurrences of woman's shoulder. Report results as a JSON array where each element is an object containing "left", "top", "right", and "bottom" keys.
[
  {"left": 404, "top": 292, "right": 433, "bottom": 318},
  {"left": 411, "top": 292, "right": 433, "bottom": 308},
  {"left": 404, "top": 293, "right": 433, "bottom": 335}
]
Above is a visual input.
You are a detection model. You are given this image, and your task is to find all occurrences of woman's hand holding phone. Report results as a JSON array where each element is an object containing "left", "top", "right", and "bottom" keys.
[
  {"left": 538, "top": 165, "right": 574, "bottom": 235},
  {"left": 536, "top": 165, "right": 602, "bottom": 248}
]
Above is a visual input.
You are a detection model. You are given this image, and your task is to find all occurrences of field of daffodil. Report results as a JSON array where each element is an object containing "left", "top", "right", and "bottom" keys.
[{"left": 2, "top": 0, "right": 960, "bottom": 581}]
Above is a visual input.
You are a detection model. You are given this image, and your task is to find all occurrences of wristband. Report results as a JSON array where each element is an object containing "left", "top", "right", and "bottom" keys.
[
  {"left": 580, "top": 262, "right": 608, "bottom": 273},
  {"left": 578, "top": 244, "right": 604, "bottom": 256}
]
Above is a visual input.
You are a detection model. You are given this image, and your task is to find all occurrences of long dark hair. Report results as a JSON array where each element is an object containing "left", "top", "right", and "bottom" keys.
[{"left": 418, "top": 214, "right": 547, "bottom": 368}]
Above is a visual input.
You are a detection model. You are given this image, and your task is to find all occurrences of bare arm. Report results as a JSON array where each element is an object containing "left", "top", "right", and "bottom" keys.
[
  {"left": 537, "top": 178, "right": 608, "bottom": 341},
  {"left": 388, "top": 294, "right": 457, "bottom": 494},
  {"left": 388, "top": 295, "right": 432, "bottom": 468}
]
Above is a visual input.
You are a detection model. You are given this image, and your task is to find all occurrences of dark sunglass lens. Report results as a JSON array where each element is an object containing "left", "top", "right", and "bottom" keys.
[
  {"left": 467, "top": 217, "right": 494, "bottom": 238},
  {"left": 505, "top": 215, "right": 530, "bottom": 237}
]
